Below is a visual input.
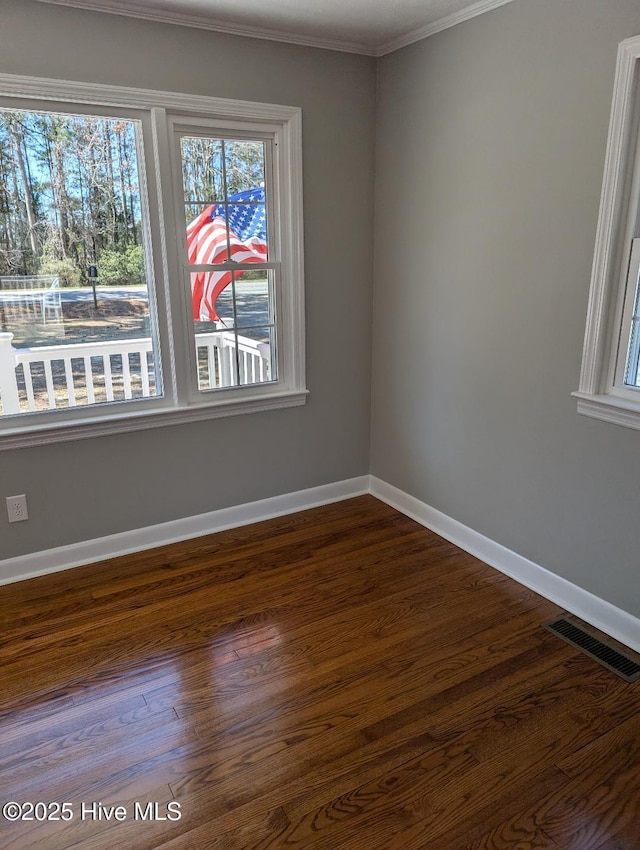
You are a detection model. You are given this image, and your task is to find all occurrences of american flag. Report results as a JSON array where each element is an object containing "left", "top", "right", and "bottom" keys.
[{"left": 187, "top": 187, "right": 268, "bottom": 322}]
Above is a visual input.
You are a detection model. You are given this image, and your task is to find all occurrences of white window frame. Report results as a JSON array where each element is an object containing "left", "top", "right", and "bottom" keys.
[
  {"left": 0, "top": 74, "right": 306, "bottom": 450},
  {"left": 575, "top": 35, "right": 640, "bottom": 429},
  {"left": 167, "top": 116, "right": 282, "bottom": 404}
]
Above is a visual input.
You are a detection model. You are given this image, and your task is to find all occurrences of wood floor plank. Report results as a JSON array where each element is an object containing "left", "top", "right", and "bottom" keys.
[
  {"left": 0, "top": 716, "right": 200, "bottom": 803},
  {"left": 461, "top": 804, "right": 561, "bottom": 850},
  {"left": 2, "top": 699, "right": 174, "bottom": 768},
  {"left": 523, "top": 751, "right": 640, "bottom": 849},
  {"left": 176, "top": 605, "right": 559, "bottom": 720},
  {"left": 299, "top": 748, "right": 478, "bottom": 847},
  {"left": 404, "top": 765, "right": 568, "bottom": 848},
  {"left": 153, "top": 807, "right": 291, "bottom": 850},
  {"left": 1, "top": 783, "right": 175, "bottom": 850},
  {"left": 460, "top": 658, "right": 629, "bottom": 763},
  {"left": 276, "top": 711, "right": 583, "bottom": 848},
  {"left": 1, "top": 495, "right": 638, "bottom": 849}
]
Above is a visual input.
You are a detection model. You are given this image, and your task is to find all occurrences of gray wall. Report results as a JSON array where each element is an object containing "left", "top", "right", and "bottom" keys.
[
  {"left": 0, "top": 0, "right": 376, "bottom": 558},
  {"left": 372, "top": 0, "right": 640, "bottom": 616}
]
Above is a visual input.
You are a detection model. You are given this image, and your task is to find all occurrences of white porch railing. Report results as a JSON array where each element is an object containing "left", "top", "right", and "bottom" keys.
[{"left": 0, "top": 331, "right": 270, "bottom": 416}]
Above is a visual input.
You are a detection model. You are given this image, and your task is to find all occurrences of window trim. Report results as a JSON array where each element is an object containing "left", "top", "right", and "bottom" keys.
[
  {"left": 574, "top": 34, "right": 640, "bottom": 429},
  {"left": 0, "top": 74, "right": 306, "bottom": 450}
]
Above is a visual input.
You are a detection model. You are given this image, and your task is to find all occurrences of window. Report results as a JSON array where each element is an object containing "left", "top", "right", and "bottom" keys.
[
  {"left": 0, "top": 75, "right": 306, "bottom": 449},
  {"left": 172, "top": 124, "right": 277, "bottom": 393},
  {"left": 575, "top": 35, "right": 640, "bottom": 429}
]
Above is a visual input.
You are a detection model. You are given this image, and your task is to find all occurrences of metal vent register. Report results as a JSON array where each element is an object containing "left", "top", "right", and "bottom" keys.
[{"left": 544, "top": 617, "right": 640, "bottom": 682}]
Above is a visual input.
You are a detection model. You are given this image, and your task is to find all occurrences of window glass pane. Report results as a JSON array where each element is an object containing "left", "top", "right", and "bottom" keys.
[
  {"left": 195, "top": 327, "right": 240, "bottom": 390},
  {"left": 180, "top": 137, "right": 224, "bottom": 204},
  {"left": 233, "top": 274, "right": 272, "bottom": 329},
  {"left": 209, "top": 280, "right": 235, "bottom": 328},
  {"left": 190, "top": 270, "right": 275, "bottom": 391},
  {"left": 183, "top": 137, "right": 268, "bottom": 266},
  {"left": 0, "top": 108, "right": 160, "bottom": 418},
  {"left": 624, "top": 317, "right": 640, "bottom": 387},
  {"left": 191, "top": 269, "right": 233, "bottom": 325},
  {"left": 193, "top": 324, "right": 274, "bottom": 390},
  {"left": 237, "top": 325, "right": 275, "bottom": 385},
  {"left": 223, "top": 141, "right": 265, "bottom": 195},
  {"left": 624, "top": 273, "right": 640, "bottom": 388}
]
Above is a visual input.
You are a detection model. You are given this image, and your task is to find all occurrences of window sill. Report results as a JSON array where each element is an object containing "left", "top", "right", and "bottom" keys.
[
  {"left": 572, "top": 390, "right": 640, "bottom": 431},
  {"left": 0, "top": 389, "right": 308, "bottom": 451}
]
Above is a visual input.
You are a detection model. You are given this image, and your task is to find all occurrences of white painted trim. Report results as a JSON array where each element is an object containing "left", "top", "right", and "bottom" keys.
[
  {"left": 0, "top": 476, "right": 369, "bottom": 586},
  {"left": 35, "top": 0, "right": 516, "bottom": 57},
  {"left": 572, "top": 390, "right": 640, "bottom": 431},
  {"left": 578, "top": 36, "right": 640, "bottom": 395},
  {"left": 576, "top": 35, "right": 640, "bottom": 428},
  {"left": 0, "top": 74, "right": 301, "bottom": 120},
  {"left": 0, "top": 390, "right": 309, "bottom": 452},
  {"left": 370, "top": 476, "right": 640, "bottom": 654},
  {"left": 375, "top": 0, "right": 515, "bottom": 56}
]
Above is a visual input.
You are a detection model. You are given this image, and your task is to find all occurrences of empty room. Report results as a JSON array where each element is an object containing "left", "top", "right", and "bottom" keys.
[{"left": 1, "top": 0, "right": 640, "bottom": 847}]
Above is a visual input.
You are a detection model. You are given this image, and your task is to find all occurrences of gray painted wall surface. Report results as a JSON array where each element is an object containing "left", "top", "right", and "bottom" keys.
[
  {"left": 372, "top": 0, "right": 640, "bottom": 616},
  {"left": 0, "top": 0, "right": 376, "bottom": 558}
]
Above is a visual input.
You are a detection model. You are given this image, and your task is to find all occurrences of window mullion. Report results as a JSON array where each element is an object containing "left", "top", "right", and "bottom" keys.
[{"left": 151, "top": 106, "right": 192, "bottom": 407}]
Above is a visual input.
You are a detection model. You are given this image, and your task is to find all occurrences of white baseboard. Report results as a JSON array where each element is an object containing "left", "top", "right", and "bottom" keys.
[
  {"left": 4, "top": 471, "right": 639, "bottom": 657},
  {"left": 0, "top": 475, "right": 370, "bottom": 586},
  {"left": 370, "top": 476, "right": 640, "bottom": 655}
]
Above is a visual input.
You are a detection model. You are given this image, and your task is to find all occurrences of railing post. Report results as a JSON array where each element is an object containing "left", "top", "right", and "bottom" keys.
[
  {"left": 219, "top": 335, "right": 232, "bottom": 387},
  {"left": 0, "top": 332, "right": 20, "bottom": 415}
]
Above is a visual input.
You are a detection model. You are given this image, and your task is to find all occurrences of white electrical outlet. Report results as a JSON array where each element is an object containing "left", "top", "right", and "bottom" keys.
[{"left": 6, "top": 494, "right": 28, "bottom": 523}]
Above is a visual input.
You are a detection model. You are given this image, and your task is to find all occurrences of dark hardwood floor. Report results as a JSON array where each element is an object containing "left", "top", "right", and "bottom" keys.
[{"left": 1, "top": 495, "right": 638, "bottom": 849}]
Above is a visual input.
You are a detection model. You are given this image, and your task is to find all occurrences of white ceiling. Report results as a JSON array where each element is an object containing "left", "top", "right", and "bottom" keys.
[{"left": 36, "top": 0, "right": 514, "bottom": 56}]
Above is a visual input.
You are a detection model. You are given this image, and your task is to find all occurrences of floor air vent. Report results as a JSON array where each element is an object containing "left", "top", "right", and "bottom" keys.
[{"left": 544, "top": 616, "right": 640, "bottom": 682}]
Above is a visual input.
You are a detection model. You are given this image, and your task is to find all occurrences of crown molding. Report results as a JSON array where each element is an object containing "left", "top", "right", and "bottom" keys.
[
  {"left": 376, "top": 0, "right": 515, "bottom": 55},
  {"left": 37, "top": 0, "right": 516, "bottom": 57},
  {"left": 35, "top": 0, "right": 376, "bottom": 56}
]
